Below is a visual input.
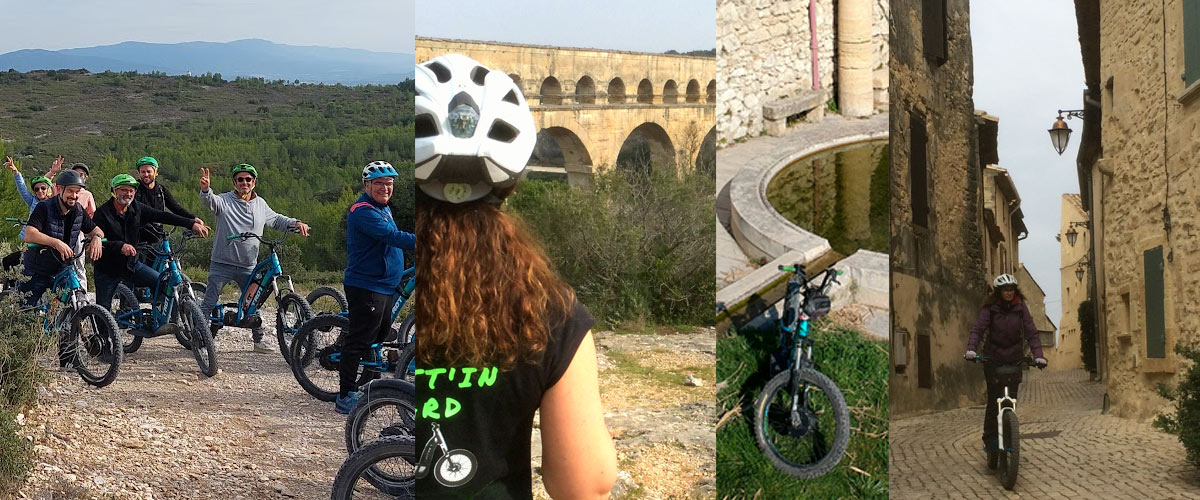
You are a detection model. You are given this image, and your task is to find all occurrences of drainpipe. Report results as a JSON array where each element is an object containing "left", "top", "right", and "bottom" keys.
[{"left": 811, "top": 0, "right": 819, "bottom": 90}]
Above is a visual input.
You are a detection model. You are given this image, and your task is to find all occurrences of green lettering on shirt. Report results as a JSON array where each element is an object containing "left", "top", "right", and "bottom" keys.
[
  {"left": 422, "top": 397, "right": 441, "bottom": 419},
  {"left": 477, "top": 367, "right": 499, "bottom": 387},
  {"left": 444, "top": 397, "right": 461, "bottom": 418},
  {"left": 458, "top": 367, "right": 478, "bottom": 388},
  {"left": 424, "top": 368, "right": 447, "bottom": 390}
]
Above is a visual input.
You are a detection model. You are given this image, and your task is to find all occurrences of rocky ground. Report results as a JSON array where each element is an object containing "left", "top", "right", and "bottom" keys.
[
  {"left": 15, "top": 312, "right": 347, "bottom": 500},
  {"left": 14, "top": 312, "right": 717, "bottom": 500},
  {"left": 532, "top": 328, "right": 717, "bottom": 500}
]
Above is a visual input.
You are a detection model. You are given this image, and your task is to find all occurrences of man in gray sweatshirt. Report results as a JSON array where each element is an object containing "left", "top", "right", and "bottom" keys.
[{"left": 199, "top": 163, "right": 310, "bottom": 353}]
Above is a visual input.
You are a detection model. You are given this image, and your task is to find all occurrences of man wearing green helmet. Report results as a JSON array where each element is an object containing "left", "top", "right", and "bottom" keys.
[
  {"left": 2, "top": 155, "right": 56, "bottom": 286},
  {"left": 133, "top": 156, "right": 204, "bottom": 252},
  {"left": 199, "top": 163, "right": 309, "bottom": 353},
  {"left": 91, "top": 174, "right": 209, "bottom": 313}
]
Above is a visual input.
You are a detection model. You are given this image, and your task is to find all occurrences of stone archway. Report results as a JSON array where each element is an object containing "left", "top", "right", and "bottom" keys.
[
  {"left": 637, "top": 79, "right": 654, "bottom": 104},
  {"left": 706, "top": 79, "right": 716, "bottom": 103},
  {"left": 508, "top": 73, "right": 523, "bottom": 95},
  {"left": 686, "top": 79, "right": 700, "bottom": 103},
  {"left": 530, "top": 126, "right": 593, "bottom": 185},
  {"left": 663, "top": 80, "right": 679, "bottom": 104},
  {"left": 617, "top": 122, "right": 674, "bottom": 172},
  {"left": 696, "top": 126, "right": 716, "bottom": 177},
  {"left": 607, "top": 78, "right": 626, "bottom": 104},
  {"left": 576, "top": 75, "right": 596, "bottom": 105},
  {"left": 540, "top": 76, "right": 562, "bottom": 105}
]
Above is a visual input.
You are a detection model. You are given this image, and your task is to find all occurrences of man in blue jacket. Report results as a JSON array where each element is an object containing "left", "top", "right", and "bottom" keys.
[{"left": 336, "top": 161, "right": 415, "bottom": 413}]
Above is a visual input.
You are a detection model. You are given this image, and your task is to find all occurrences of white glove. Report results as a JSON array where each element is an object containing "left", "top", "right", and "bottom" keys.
[{"left": 965, "top": 350, "right": 978, "bottom": 359}]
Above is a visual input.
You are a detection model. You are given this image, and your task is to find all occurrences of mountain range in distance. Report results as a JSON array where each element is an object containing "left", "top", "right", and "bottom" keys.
[{"left": 0, "top": 39, "right": 414, "bottom": 86}]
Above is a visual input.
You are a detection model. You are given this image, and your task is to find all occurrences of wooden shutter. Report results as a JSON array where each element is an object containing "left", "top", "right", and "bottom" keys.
[
  {"left": 1144, "top": 246, "right": 1166, "bottom": 358},
  {"left": 917, "top": 333, "right": 932, "bottom": 388},
  {"left": 910, "top": 112, "right": 929, "bottom": 228},
  {"left": 923, "top": 0, "right": 947, "bottom": 62},
  {"left": 1185, "top": 0, "right": 1200, "bottom": 85}
]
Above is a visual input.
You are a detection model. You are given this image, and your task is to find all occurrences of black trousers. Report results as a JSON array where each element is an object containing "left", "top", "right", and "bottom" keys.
[
  {"left": 2, "top": 250, "right": 22, "bottom": 286},
  {"left": 338, "top": 285, "right": 396, "bottom": 397},
  {"left": 981, "top": 363, "right": 1022, "bottom": 447}
]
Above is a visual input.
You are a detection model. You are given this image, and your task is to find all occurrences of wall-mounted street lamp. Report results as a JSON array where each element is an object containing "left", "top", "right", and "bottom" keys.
[
  {"left": 1076, "top": 263, "right": 1087, "bottom": 282},
  {"left": 1064, "top": 221, "right": 1089, "bottom": 246},
  {"left": 1049, "top": 109, "right": 1086, "bottom": 155}
]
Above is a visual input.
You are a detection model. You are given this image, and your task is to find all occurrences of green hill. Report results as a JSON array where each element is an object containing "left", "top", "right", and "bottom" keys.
[{"left": 0, "top": 69, "right": 414, "bottom": 274}]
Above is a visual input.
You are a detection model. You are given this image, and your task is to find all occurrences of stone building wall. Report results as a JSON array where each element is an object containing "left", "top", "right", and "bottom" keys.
[
  {"left": 890, "top": 0, "right": 988, "bottom": 417},
  {"left": 1048, "top": 194, "right": 1088, "bottom": 371},
  {"left": 1094, "top": 0, "right": 1200, "bottom": 420},
  {"left": 716, "top": 0, "right": 889, "bottom": 143}
]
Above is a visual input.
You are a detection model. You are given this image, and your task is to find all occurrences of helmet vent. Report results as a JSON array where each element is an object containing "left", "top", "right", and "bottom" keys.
[
  {"left": 502, "top": 89, "right": 519, "bottom": 105},
  {"left": 487, "top": 120, "right": 519, "bottom": 143},
  {"left": 415, "top": 114, "right": 438, "bottom": 138},
  {"left": 448, "top": 92, "right": 479, "bottom": 114},
  {"left": 427, "top": 61, "right": 451, "bottom": 83},
  {"left": 470, "top": 66, "right": 490, "bottom": 85}
]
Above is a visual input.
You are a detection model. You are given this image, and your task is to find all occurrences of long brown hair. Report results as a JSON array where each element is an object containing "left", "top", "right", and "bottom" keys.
[{"left": 415, "top": 191, "right": 574, "bottom": 368}]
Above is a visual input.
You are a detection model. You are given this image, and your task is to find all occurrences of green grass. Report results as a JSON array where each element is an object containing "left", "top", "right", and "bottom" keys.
[{"left": 716, "top": 322, "right": 889, "bottom": 499}]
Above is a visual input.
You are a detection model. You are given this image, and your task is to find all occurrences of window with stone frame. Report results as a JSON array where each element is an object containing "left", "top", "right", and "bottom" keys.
[
  {"left": 1186, "top": 0, "right": 1200, "bottom": 86},
  {"left": 923, "top": 0, "right": 947, "bottom": 64}
]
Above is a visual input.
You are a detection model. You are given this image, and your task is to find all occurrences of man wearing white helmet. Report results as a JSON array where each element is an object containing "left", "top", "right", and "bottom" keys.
[
  {"left": 964, "top": 273, "right": 1047, "bottom": 462},
  {"left": 334, "top": 160, "right": 415, "bottom": 414},
  {"left": 413, "top": 54, "right": 616, "bottom": 498}
]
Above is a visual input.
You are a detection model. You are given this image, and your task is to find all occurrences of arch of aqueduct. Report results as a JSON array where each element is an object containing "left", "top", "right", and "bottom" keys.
[{"left": 416, "top": 37, "right": 716, "bottom": 184}]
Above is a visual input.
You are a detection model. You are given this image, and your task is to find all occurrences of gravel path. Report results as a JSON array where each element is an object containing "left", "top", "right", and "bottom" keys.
[{"left": 15, "top": 310, "right": 349, "bottom": 500}]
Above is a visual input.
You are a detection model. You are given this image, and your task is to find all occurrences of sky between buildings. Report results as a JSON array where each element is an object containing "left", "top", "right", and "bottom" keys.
[
  {"left": 971, "top": 0, "right": 1087, "bottom": 327},
  {"left": 0, "top": 0, "right": 416, "bottom": 54}
]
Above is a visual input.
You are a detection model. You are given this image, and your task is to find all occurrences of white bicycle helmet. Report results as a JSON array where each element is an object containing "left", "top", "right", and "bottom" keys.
[
  {"left": 414, "top": 53, "right": 536, "bottom": 204},
  {"left": 993, "top": 273, "right": 1018, "bottom": 288}
]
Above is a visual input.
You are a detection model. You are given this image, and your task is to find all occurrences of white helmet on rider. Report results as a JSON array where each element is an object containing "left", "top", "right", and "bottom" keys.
[
  {"left": 414, "top": 53, "right": 536, "bottom": 204},
  {"left": 992, "top": 273, "right": 1018, "bottom": 288}
]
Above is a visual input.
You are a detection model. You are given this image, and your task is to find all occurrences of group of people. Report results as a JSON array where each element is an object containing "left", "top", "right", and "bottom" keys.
[{"left": 4, "top": 154, "right": 416, "bottom": 415}]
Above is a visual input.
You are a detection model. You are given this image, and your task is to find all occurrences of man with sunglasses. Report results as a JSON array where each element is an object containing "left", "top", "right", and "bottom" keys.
[
  {"left": 3, "top": 156, "right": 55, "bottom": 286},
  {"left": 199, "top": 163, "right": 310, "bottom": 354}
]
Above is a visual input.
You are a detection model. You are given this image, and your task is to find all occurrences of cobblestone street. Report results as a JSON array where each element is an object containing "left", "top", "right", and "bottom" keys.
[{"left": 890, "top": 369, "right": 1200, "bottom": 498}]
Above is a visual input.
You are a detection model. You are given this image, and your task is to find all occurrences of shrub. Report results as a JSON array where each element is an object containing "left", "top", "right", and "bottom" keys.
[
  {"left": 1153, "top": 343, "right": 1200, "bottom": 468},
  {"left": 1079, "top": 300, "right": 1096, "bottom": 374},
  {"left": 507, "top": 164, "right": 714, "bottom": 327},
  {"left": 0, "top": 274, "right": 52, "bottom": 494}
]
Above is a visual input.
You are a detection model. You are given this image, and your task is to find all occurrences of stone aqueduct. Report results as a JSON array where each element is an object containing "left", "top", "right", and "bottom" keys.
[{"left": 416, "top": 37, "right": 716, "bottom": 184}]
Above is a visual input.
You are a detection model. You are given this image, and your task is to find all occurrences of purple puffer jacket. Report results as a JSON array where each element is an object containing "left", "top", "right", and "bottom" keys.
[{"left": 966, "top": 298, "right": 1044, "bottom": 364}]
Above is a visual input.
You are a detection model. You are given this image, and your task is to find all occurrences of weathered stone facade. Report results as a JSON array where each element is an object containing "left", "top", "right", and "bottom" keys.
[
  {"left": 716, "top": 0, "right": 889, "bottom": 142},
  {"left": 1076, "top": 0, "right": 1200, "bottom": 420},
  {"left": 1017, "top": 264, "right": 1058, "bottom": 352},
  {"left": 1048, "top": 194, "right": 1089, "bottom": 371},
  {"left": 890, "top": 0, "right": 990, "bottom": 417},
  {"left": 980, "top": 164, "right": 1026, "bottom": 279}
]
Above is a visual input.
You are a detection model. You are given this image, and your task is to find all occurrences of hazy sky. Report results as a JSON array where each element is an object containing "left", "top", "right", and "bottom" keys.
[
  {"left": 415, "top": 0, "right": 715, "bottom": 53},
  {"left": 971, "top": 0, "right": 1086, "bottom": 327},
  {"left": 0, "top": 0, "right": 415, "bottom": 54}
]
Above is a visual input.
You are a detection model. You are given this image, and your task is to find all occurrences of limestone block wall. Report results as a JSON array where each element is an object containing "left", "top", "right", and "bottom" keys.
[
  {"left": 716, "top": 0, "right": 889, "bottom": 142},
  {"left": 1096, "top": 0, "right": 1200, "bottom": 420},
  {"left": 890, "top": 0, "right": 988, "bottom": 417},
  {"left": 416, "top": 38, "right": 716, "bottom": 106},
  {"left": 1049, "top": 194, "right": 1088, "bottom": 371}
]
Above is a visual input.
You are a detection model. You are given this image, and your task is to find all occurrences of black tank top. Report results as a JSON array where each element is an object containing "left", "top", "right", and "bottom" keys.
[{"left": 415, "top": 300, "right": 593, "bottom": 499}]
